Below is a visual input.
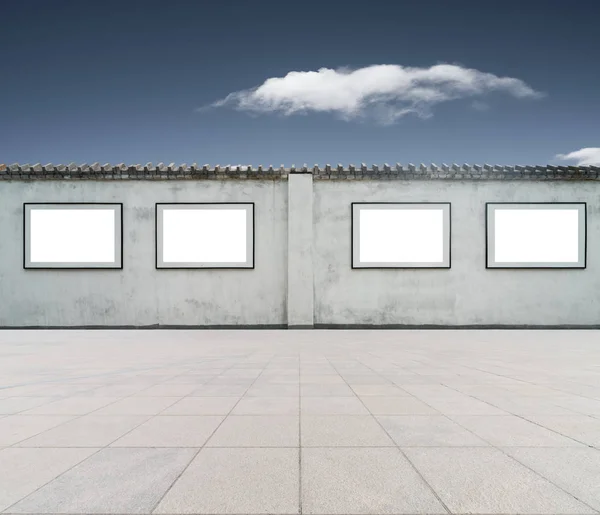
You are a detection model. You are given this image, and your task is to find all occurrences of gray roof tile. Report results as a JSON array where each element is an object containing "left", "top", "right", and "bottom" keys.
[{"left": 0, "top": 163, "right": 598, "bottom": 180}]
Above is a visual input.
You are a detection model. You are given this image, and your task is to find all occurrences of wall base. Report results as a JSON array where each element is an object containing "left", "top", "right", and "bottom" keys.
[{"left": 0, "top": 324, "right": 599, "bottom": 330}]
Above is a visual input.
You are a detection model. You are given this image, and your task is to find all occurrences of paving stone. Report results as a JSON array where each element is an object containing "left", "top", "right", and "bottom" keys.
[
  {"left": 0, "top": 385, "right": 49, "bottom": 396},
  {"left": 16, "top": 415, "right": 149, "bottom": 447},
  {"left": 377, "top": 415, "right": 489, "bottom": 446},
  {"left": 245, "top": 384, "right": 300, "bottom": 397},
  {"left": 342, "top": 375, "right": 392, "bottom": 385},
  {"left": 397, "top": 385, "right": 461, "bottom": 397},
  {"left": 253, "top": 376, "right": 299, "bottom": 386},
  {"left": 154, "top": 448, "right": 299, "bottom": 514},
  {"left": 162, "top": 375, "right": 216, "bottom": 384},
  {"left": 0, "top": 415, "right": 74, "bottom": 446},
  {"left": 231, "top": 396, "right": 300, "bottom": 415},
  {"left": 498, "top": 384, "right": 563, "bottom": 396},
  {"left": 504, "top": 447, "right": 600, "bottom": 511},
  {"left": 93, "top": 396, "right": 179, "bottom": 415},
  {"left": 301, "top": 396, "right": 369, "bottom": 415},
  {"left": 132, "top": 384, "right": 199, "bottom": 397},
  {"left": 161, "top": 396, "right": 239, "bottom": 415},
  {"left": 404, "top": 447, "right": 594, "bottom": 514},
  {"left": 301, "top": 447, "right": 446, "bottom": 514},
  {"left": 419, "top": 395, "right": 509, "bottom": 415},
  {"left": 352, "top": 385, "right": 410, "bottom": 396},
  {"left": 209, "top": 377, "right": 256, "bottom": 386},
  {"left": 7, "top": 447, "right": 196, "bottom": 514},
  {"left": 301, "top": 384, "right": 356, "bottom": 396},
  {"left": 25, "top": 384, "right": 98, "bottom": 397},
  {"left": 2, "top": 330, "right": 600, "bottom": 514},
  {"left": 189, "top": 384, "right": 248, "bottom": 396},
  {"left": 301, "top": 415, "right": 394, "bottom": 447},
  {"left": 361, "top": 396, "right": 438, "bottom": 415},
  {"left": 0, "top": 447, "right": 98, "bottom": 511},
  {"left": 451, "top": 414, "right": 585, "bottom": 446},
  {"left": 553, "top": 396, "right": 600, "bottom": 415},
  {"left": 22, "top": 397, "right": 122, "bottom": 415},
  {"left": 486, "top": 396, "right": 578, "bottom": 415},
  {"left": 111, "top": 415, "right": 224, "bottom": 447},
  {"left": 206, "top": 415, "right": 299, "bottom": 447},
  {"left": 71, "top": 384, "right": 148, "bottom": 397},
  {"left": 520, "top": 414, "right": 600, "bottom": 447},
  {"left": 0, "top": 397, "right": 59, "bottom": 414},
  {"left": 300, "top": 375, "right": 346, "bottom": 384}
]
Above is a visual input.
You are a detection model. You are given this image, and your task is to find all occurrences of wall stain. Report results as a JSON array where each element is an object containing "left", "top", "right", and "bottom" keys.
[{"left": 132, "top": 207, "right": 153, "bottom": 221}]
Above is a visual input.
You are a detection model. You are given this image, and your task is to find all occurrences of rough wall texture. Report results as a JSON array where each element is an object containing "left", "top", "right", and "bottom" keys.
[
  {"left": 0, "top": 179, "right": 287, "bottom": 327},
  {"left": 313, "top": 180, "right": 600, "bottom": 326},
  {"left": 1, "top": 164, "right": 599, "bottom": 327},
  {"left": 287, "top": 174, "right": 314, "bottom": 328}
]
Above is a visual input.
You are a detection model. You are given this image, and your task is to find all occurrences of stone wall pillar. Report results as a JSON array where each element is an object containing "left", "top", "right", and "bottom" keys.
[{"left": 287, "top": 172, "right": 314, "bottom": 328}]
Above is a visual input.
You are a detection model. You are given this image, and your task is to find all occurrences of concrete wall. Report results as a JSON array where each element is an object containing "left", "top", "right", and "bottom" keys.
[
  {"left": 287, "top": 173, "right": 314, "bottom": 328},
  {"left": 1, "top": 172, "right": 599, "bottom": 327},
  {"left": 0, "top": 180, "right": 288, "bottom": 327},
  {"left": 313, "top": 179, "right": 600, "bottom": 326}
]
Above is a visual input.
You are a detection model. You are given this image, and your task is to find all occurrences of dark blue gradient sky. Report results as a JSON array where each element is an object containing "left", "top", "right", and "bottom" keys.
[{"left": 2, "top": 0, "right": 599, "bottom": 166}]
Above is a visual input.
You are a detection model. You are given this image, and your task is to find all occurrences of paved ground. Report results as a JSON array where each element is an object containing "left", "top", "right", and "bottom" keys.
[{"left": 0, "top": 330, "right": 599, "bottom": 515}]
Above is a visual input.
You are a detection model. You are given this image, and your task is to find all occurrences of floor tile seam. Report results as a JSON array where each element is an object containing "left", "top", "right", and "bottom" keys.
[
  {"left": 0, "top": 358, "right": 204, "bottom": 392},
  {"left": 0, "top": 444, "right": 106, "bottom": 513},
  {"left": 3, "top": 392, "right": 166, "bottom": 509},
  {"left": 555, "top": 405, "right": 600, "bottom": 418},
  {"left": 343, "top": 357, "right": 399, "bottom": 385},
  {"left": 147, "top": 354, "right": 254, "bottom": 391},
  {"left": 4, "top": 358, "right": 241, "bottom": 511},
  {"left": 13, "top": 377, "right": 179, "bottom": 418},
  {"left": 175, "top": 368, "right": 257, "bottom": 397},
  {"left": 104, "top": 397, "right": 192, "bottom": 446},
  {"left": 352, "top": 355, "right": 558, "bottom": 503},
  {"left": 488, "top": 445, "right": 600, "bottom": 513},
  {"left": 148, "top": 354, "right": 278, "bottom": 515},
  {"left": 298, "top": 356, "right": 302, "bottom": 515},
  {"left": 532, "top": 378, "right": 600, "bottom": 401},
  {"left": 448, "top": 363, "right": 600, "bottom": 402},
  {"left": 352, "top": 358, "right": 472, "bottom": 510},
  {"left": 21, "top": 444, "right": 595, "bottom": 450},
  {"left": 96, "top": 393, "right": 182, "bottom": 417},
  {"left": 399, "top": 385, "right": 515, "bottom": 413},
  {"left": 439, "top": 383, "right": 595, "bottom": 447},
  {"left": 6, "top": 403, "right": 128, "bottom": 448},
  {"left": 441, "top": 382, "right": 600, "bottom": 416},
  {"left": 0, "top": 395, "right": 69, "bottom": 415},
  {"left": 405, "top": 387, "right": 600, "bottom": 513},
  {"left": 1, "top": 512, "right": 598, "bottom": 515},
  {"left": 324, "top": 356, "right": 452, "bottom": 515}
]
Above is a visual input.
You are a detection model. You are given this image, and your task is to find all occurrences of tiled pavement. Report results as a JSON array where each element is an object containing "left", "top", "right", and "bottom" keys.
[{"left": 0, "top": 329, "right": 599, "bottom": 515}]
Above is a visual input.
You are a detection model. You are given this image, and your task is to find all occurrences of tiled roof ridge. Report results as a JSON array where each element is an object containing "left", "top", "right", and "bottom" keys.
[{"left": 1, "top": 162, "right": 599, "bottom": 180}]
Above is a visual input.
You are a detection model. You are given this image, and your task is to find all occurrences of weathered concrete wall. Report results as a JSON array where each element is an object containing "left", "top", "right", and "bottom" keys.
[
  {"left": 287, "top": 173, "right": 314, "bottom": 328},
  {"left": 1, "top": 163, "right": 600, "bottom": 327},
  {"left": 0, "top": 180, "right": 288, "bottom": 327},
  {"left": 313, "top": 180, "right": 600, "bottom": 326}
]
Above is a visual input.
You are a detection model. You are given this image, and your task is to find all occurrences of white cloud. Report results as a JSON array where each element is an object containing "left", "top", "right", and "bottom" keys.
[
  {"left": 555, "top": 148, "right": 600, "bottom": 166},
  {"left": 203, "top": 64, "right": 544, "bottom": 124}
]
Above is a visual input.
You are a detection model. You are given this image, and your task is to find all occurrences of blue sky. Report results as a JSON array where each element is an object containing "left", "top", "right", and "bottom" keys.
[{"left": 2, "top": 0, "right": 600, "bottom": 166}]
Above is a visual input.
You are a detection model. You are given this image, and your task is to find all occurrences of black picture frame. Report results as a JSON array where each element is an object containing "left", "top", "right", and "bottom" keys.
[
  {"left": 351, "top": 202, "right": 452, "bottom": 269},
  {"left": 485, "top": 202, "right": 587, "bottom": 269},
  {"left": 23, "top": 202, "right": 124, "bottom": 270},
  {"left": 155, "top": 202, "right": 255, "bottom": 270}
]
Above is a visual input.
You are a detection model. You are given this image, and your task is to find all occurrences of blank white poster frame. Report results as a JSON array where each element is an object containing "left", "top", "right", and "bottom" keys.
[
  {"left": 351, "top": 202, "right": 451, "bottom": 269},
  {"left": 486, "top": 202, "right": 587, "bottom": 269},
  {"left": 23, "top": 203, "right": 123, "bottom": 269},
  {"left": 155, "top": 203, "right": 255, "bottom": 269}
]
